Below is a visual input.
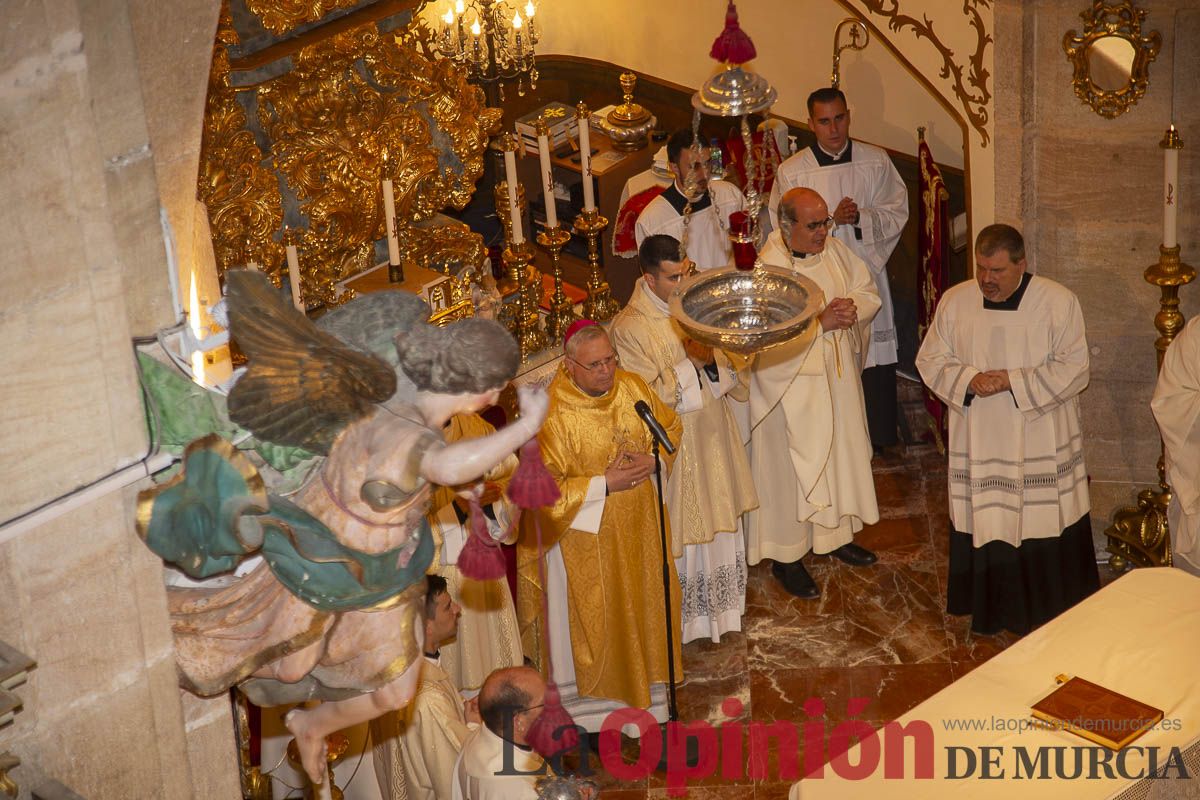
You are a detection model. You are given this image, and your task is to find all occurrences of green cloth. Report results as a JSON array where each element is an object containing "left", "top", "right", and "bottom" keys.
[
  {"left": 140, "top": 439, "right": 433, "bottom": 611},
  {"left": 136, "top": 351, "right": 322, "bottom": 490},
  {"left": 261, "top": 498, "right": 434, "bottom": 612}
]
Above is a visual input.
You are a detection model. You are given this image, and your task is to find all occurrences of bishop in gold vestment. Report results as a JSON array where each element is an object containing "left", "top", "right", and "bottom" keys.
[
  {"left": 518, "top": 324, "right": 684, "bottom": 731},
  {"left": 611, "top": 234, "right": 757, "bottom": 643}
]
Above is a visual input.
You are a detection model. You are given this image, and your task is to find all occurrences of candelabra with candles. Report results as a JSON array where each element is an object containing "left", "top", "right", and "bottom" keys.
[
  {"left": 571, "top": 102, "right": 618, "bottom": 322},
  {"left": 1107, "top": 124, "right": 1194, "bottom": 571},
  {"left": 436, "top": 0, "right": 539, "bottom": 103},
  {"left": 497, "top": 133, "right": 547, "bottom": 360}
]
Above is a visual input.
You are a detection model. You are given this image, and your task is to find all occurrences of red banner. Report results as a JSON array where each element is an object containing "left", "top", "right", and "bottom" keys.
[{"left": 918, "top": 136, "right": 950, "bottom": 451}]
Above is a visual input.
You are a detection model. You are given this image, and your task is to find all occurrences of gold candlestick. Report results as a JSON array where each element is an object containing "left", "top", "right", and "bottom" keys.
[
  {"left": 536, "top": 225, "right": 578, "bottom": 343},
  {"left": 573, "top": 208, "right": 618, "bottom": 321},
  {"left": 1106, "top": 239, "right": 1196, "bottom": 571},
  {"left": 502, "top": 240, "right": 547, "bottom": 360},
  {"left": 388, "top": 215, "right": 405, "bottom": 284}
]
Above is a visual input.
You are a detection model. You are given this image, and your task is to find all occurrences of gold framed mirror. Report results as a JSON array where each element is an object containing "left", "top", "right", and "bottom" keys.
[{"left": 1063, "top": 0, "right": 1161, "bottom": 119}]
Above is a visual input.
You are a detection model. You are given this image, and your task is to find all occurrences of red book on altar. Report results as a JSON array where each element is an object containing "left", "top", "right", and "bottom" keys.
[{"left": 1030, "top": 675, "right": 1163, "bottom": 750}]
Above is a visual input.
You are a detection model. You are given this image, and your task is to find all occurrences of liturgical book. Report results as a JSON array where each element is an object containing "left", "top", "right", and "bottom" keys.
[{"left": 1031, "top": 675, "right": 1163, "bottom": 750}]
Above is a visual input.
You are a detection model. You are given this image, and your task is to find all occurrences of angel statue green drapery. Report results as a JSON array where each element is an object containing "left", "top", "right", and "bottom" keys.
[{"left": 136, "top": 270, "right": 548, "bottom": 786}]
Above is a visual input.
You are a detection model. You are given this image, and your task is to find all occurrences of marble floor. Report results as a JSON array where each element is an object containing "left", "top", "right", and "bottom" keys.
[{"left": 574, "top": 440, "right": 1115, "bottom": 798}]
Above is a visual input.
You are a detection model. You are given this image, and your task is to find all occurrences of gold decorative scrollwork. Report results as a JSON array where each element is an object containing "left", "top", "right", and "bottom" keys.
[
  {"left": 200, "top": 3, "right": 498, "bottom": 309},
  {"left": 244, "top": 0, "right": 361, "bottom": 36},
  {"left": 198, "top": 5, "right": 285, "bottom": 285},
  {"left": 402, "top": 219, "right": 486, "bottom": 277},
  {"left": 1063, "top": 0, "right": 1161, "bottom": 119},
  {"left": 854, "top": 0, "right": 992, "bottom": 147}
]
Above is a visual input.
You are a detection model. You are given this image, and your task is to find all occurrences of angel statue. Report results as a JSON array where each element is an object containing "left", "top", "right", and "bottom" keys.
[{"left": 136, "top": 270, "right": 547, "bottom": 785}]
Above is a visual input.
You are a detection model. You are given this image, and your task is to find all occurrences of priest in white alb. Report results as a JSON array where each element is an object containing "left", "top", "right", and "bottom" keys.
[
  {"left": 748, "top": 188, "right": 881, "bottom": 599},
  {"left": 610, "top": 234, "right": 758, "bottom": 642},
  {"left": 635, "top": 128, "right": 745, "bottom": 271},
  {"left": 916, "top": 223, "right": 1099, "bottom": 635},
  {"left": 769, "top": 88, "right": 908, "bottom": 453},
  {"left": 1151, "top": 316, "right": 1200, "bottom": 576}
]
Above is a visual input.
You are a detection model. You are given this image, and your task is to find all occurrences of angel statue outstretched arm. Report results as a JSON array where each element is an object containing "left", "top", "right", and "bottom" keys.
[{"left": 137, "top": 270, "right": 545, "bottom": 785}]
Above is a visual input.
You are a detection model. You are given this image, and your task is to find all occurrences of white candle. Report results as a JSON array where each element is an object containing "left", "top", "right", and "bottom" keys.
[
  {"left": 503, "top": 148, "right": 524, "bottom": 244},
  {"left": 286, "top": 244, "right": 303, "bottom": 311},
  {"left": 577, "top": 105, "right": 595, "bottom": 212},
  {"left": 536, "top": 124, "right": 557, "bottom": 229},
  {"left": 1164, "top": 124, "right": 1180, "bottom": 249},
  {"left": 382, "top": 178, "right": 401, "bottom": 265}
]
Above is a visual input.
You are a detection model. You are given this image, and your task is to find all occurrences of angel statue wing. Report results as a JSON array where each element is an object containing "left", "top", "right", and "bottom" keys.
[{"left": 225, "top": 270, "right": 397, "bottom": 455}]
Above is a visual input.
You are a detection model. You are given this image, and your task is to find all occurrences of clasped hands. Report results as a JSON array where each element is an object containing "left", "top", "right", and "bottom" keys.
[
  {"left": 604, "top": 447, "right": 655, "bottom": 493},
  {"left": 819, "top": 297, "right": 858, "bottom": 332},
  {"left": 834, "top": 196, "right": 859, "bottom": 227},
  {"left": 969, "top": 370, "right": 1012, "bottom": 397}
]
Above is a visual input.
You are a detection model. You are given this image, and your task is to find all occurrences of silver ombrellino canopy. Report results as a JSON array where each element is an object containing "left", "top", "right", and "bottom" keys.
[{"left": 692, "top": 64, "right": 778, "bottom": 117}]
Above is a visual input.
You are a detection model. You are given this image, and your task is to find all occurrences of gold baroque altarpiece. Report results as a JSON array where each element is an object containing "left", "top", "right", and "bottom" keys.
[{"left": 199, "top": 1, "right": 500, "bottom": 308}]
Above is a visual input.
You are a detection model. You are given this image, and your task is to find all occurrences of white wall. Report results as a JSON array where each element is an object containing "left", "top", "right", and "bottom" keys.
[{"left": 527, "top": 0, "right": 965, "bottom": 168}]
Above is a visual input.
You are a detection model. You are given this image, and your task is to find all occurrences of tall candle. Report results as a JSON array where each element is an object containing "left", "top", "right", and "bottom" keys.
[
  {"left": 577, "top": 103, "right": 595, "bottom": 212},
  {"left": 286, "top": 243, "right": 303, "bottom": 311},
  {"left": 536, "top": 120, "right": 557, "bottom": 229},
  {"left": 1163, "top": 124, "right": 1181, "bottom": 249},
  {"left": 382, "top": 178, "right": 401, "bottom": 265},
  {"left": 503, "top": 146, "right": 524, "bottom": 244}
]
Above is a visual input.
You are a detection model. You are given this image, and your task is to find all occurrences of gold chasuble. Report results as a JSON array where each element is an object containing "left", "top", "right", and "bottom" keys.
[{"left": 518, "top": 367, "right": 683, "bottom": 712}]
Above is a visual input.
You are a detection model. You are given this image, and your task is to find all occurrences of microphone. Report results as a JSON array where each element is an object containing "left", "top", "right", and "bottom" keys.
[{"left": 634, "top": 400, "right": 676, "bottom": 455}]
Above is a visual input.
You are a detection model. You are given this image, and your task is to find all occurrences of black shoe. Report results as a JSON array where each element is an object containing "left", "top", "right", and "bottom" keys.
[
  {"left": 829, "top": 543, "right": 878, "bottom": 566},
  {"left": 771, "top": 560, "right": 820, "bottom": 599}
]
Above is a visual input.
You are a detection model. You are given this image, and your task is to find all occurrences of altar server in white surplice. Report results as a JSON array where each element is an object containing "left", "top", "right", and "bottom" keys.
[
  {"left": 610, "top": 234, "right": 758, "bottom": 642},
  {"left": 635, "top": 128, "right": 746, "bottom": 271},
  {"left": 747, "top": 188, "right": 881, "bottom": 600},
  {"left": 916, "top": 223, "right": 1099, "bottom": 636},
  {"left": 769, "top": 88, "right": 908, "bottom": 453},
  {"left": 1151, "top": 316, "right": 1200, "bottom": 576}
]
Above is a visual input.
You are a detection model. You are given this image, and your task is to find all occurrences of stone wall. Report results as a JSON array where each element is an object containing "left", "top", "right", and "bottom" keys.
[
  {"left": 0, "top": 0, "right": 237, "bottom": 797},
  {"left": 993, "top": 1, "right": 1200, "bottom": 537}
]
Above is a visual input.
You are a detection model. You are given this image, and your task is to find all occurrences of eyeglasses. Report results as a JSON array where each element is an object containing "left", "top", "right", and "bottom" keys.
[
  {"left": 805, "top": 215, "right": 835, "bottom": 232},
  {"left": 568, "top": 354, "right": 620, "bottom": 372},
  {"left": 519, "top": 703, "right": 545, "bottom": 714}
]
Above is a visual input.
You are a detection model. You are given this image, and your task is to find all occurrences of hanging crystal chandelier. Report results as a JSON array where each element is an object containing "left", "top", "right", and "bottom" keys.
[{"left": 435, "top": 0, "right": 540, "bottom": 102}]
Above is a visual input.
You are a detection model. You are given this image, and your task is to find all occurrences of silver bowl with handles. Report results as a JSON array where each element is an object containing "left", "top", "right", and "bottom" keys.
[{"left": 668, "top": 264, "right": 824, "bottom": 355}]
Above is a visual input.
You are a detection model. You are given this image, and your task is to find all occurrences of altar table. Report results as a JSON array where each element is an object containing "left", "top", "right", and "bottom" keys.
[{"left": 792, "top": 568, "right": 1200, "bottom": 799}]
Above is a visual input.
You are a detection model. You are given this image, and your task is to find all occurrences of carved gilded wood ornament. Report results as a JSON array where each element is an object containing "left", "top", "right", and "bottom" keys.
[{"left": 200, "top": 4, "right": 500, "bottom": 308}]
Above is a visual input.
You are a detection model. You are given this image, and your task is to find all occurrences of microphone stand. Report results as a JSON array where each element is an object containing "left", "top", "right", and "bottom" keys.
[{"left": 651, "top": 437, "right": 679, "bottom": 725}]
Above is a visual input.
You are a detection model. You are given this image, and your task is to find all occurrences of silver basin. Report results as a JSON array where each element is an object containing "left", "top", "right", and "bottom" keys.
[{"left": 668, "top": 264, "right": 824, "bottom": 355}]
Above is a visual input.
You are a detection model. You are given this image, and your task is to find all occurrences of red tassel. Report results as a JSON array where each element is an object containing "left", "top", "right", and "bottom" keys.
[
  {"left": 709, "top": 1, "right": 757, "bottom": 65},
  {"left": 526, "top": 680, "right": 581, "bottom": 757},
  {"left": 507, "top": 440, "right": 560, "bottom": 510},
  {"left": 455, "top": 497, "right": 507, "bottom": 580}
]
